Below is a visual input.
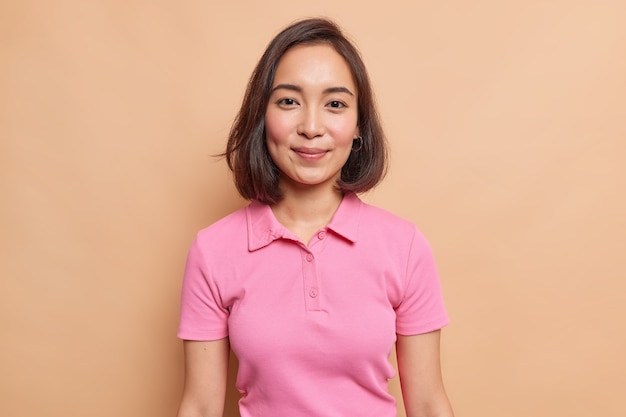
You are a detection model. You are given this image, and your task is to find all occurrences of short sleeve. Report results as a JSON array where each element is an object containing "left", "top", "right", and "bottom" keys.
[
  {"left": 177, "top": 236, "right": 229, "bottom": 340},
  {"left": 395, "top": 228, "right": 450, "bottom": 335}
]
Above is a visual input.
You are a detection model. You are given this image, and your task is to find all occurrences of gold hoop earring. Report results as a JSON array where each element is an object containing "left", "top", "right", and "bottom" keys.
[{"left": 352, "top": 136, "right": 363, "bottom": 152}]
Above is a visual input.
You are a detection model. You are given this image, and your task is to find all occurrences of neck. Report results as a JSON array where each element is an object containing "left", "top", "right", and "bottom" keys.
[{"left": 270, "top": 180, "right": 344, "bottom": 244}]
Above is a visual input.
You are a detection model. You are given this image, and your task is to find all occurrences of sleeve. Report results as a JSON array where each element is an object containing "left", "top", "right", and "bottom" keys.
[
  {"left": 395, "top": 227, "right": 450, "bottom": 336},
  {"left": 177, "top": 235, "right": 229, "bottom": 341}
]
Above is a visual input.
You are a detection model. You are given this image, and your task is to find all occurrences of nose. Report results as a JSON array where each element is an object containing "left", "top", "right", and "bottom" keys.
[{"left": 297, "top": 107, "right": 325, "bottom": 139}]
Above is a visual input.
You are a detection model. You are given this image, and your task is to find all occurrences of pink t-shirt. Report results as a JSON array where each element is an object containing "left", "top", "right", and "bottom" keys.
[{"left": 178, "top": 193, "right": 449, "bottom": 417}]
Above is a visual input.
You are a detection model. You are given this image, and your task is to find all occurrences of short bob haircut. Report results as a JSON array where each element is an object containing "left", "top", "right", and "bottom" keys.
[{"left": 224, "top": 17, "right": 388, "bottom": 205}]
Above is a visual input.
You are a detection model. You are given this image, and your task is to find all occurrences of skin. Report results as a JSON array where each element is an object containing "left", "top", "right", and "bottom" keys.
[
  {"left": 177, "top": 338, "right": 229, "bottom": 417},
  {"left": 265, "top": 44, "right": 360, "bottom": 244},
  {"left": 177, "top": 43, "right": 454, "bottom": 417},
  {"left": 397, "top": 331, "right": 455, "bottom": 417}
]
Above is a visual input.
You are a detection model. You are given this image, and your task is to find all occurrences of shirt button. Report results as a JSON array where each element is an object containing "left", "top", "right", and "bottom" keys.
[
  {"left": 306, "top": 253, "right": 314, "bottom": 262},
  {"left": 317, "top": 230, "right": 326, "bottom": 240},
  {"left": 309, "top": 289, "right": 318, "bottom": 298}
]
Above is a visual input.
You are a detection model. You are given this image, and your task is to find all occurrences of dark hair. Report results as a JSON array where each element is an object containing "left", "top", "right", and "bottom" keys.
[{"left": 224, "top": 17, "right": 388, "bottom": 204}]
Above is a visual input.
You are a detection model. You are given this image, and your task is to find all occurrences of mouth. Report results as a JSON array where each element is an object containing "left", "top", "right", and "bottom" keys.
[{"left": 293, "top": 147, "right": 328, "bottom": 161}]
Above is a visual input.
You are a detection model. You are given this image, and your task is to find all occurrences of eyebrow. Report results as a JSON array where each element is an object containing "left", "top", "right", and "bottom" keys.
[{"left": 271, "top": 83, "right": 354, "bottom": 96}]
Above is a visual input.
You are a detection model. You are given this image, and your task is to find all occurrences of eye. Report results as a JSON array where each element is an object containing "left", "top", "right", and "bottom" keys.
[
  {"left": 327, "top": 100, "right": 346, "bottom": 109},
  {"left": 277, "top": 98, "right": 298, "bottom": 106}
]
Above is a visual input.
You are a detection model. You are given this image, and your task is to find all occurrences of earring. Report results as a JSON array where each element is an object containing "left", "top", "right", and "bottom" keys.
[{"left": 352, "top": 136, "right": 363, "bottom": 152}]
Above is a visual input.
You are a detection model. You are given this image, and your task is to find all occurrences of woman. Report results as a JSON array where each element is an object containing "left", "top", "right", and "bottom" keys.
[{"left": 177, "top": 18, "right": 454, "bottom": 417}]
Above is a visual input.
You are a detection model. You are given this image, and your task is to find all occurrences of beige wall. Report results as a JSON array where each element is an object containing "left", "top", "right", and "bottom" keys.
[{"left": 2, "top": 1, "right": 625, "bottom": 416}]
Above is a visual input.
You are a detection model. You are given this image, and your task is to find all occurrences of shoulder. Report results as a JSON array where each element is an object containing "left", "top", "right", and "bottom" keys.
[
  {"left": 359, "top": 200, "right": 417, "bottom": 234},
  {"left": 357, "top": 199, "right": 433, "bottom": 250},
  {"left": 194, "top": 204, "right": 249, "bottom": 247},
  {"left": 184, "top": 204, "right": 252, "bottom": 269}
]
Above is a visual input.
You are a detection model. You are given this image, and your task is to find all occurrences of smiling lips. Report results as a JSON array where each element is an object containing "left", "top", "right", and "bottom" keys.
[{"left": 293, "top": 147, "right": 328, "bottom": 161}]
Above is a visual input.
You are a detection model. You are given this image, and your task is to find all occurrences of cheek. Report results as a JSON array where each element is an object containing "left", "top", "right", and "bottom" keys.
[
  {"left": 264, "top": 110, "right": 291, "bottom": 145},
  {"left": 327, "top": 115, "right": 359, "bottom": 143}
]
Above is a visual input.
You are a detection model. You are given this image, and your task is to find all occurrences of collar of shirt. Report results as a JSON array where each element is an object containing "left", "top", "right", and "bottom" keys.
[{"left": 245, "top": 193, "right": 362, "bottom": 251}]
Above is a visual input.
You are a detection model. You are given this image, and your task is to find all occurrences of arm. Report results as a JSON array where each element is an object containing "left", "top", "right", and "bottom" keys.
[
  {"left": 396, "top": 330, "right": 454, "bottom": 417},
  {"left": 177, "top": 338, "right": 230, "bottom": 417}
]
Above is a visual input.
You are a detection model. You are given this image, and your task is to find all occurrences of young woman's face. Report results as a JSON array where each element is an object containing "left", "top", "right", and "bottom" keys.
[{"left": 265, "top": 43, "right": 359, "bottom": 194}]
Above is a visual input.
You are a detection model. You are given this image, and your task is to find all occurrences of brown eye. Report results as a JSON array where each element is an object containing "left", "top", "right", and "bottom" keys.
[
  {"left": 328, "top": 100, "right": 346, "bottom": 108},
  {"left": 278, "top": 98, "right": 297, "bottom": 106}
]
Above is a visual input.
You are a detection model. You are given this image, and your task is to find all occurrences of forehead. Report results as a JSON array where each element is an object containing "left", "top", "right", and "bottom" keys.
[{"left": 272, "top": 44, "right": 356, "bottom": 89}]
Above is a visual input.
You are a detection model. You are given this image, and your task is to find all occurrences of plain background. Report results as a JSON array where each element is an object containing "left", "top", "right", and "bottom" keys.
[{"left": 1, "top": 1, "right": 625, "bottom": 416}]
